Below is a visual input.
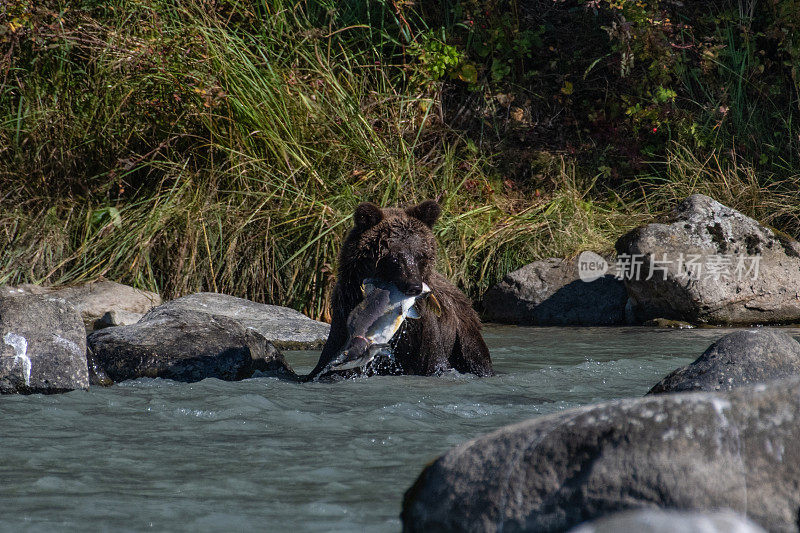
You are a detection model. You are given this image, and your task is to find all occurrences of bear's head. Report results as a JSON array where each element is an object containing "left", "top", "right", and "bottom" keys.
[{"left": 339, "top": 200, "right": 441, "bottom": 296}]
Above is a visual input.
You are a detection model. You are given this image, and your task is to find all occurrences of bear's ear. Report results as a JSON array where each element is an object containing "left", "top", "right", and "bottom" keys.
[
  {"left": 353, "top": 202, "right": 383, "bottom": 229},
  {"left": 406, "top": 200, "right": 441, "bottom": 228}
]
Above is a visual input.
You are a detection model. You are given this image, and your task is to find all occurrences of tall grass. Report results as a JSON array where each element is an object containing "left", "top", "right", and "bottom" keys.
[
  {"left": 2, "top": 0, "right": 799, "bottom": 320},
  {"left": 0, "top": 0, "right": 630, "bottom": 318},
  {"left": 637, "top": 144, "right": 800, "bottom": 234}
]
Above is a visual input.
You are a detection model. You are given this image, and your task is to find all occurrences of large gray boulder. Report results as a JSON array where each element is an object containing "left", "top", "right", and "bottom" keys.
[
  {"left": 649, "top": 329, "right": 800, "bottom": 394},
  {"left": 143, "top": 292, "right": 329, "bottom": 349},
  {"left": 87, "top": 308, "right": 298, "bottom": 383},
  {"left": 616, "top": 194, "right": 800, "bottom": 325},
  {"left": 482, "top": 255, "right": 627, "bottom": 325},
  {"left": 0, "top": 296, "right": 89, "bottom": 394},
  {"left": 0, "top": 281, "right": 160, "bottom": 330},
  {"left": 568, "top": 509, "right": 766, "bottom": 533},
  {"left": 402, "top": 378, "right": 800, "bottom": 532}
]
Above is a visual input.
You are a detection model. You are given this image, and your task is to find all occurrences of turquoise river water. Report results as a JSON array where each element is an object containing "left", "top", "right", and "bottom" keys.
[{"left": 2, "top": 326, "right": 792, "bottom": 532}]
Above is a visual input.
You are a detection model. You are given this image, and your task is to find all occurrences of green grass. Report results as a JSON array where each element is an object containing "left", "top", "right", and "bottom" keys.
[{"left": 2, "top": 0, "right": 800, "bottom": 320}]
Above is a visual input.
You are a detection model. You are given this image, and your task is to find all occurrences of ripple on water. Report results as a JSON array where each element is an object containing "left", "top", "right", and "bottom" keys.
[{"left": 1, "top": 326, "right": 782, "bottom": 532}]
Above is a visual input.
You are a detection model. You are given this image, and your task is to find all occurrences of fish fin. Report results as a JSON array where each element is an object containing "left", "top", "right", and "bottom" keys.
[
  {"left": 428, "top": 293, "right": 442, "bottom": 317},
  {"left": 407, "top": 306, "right": 421, "bottom": 319}
]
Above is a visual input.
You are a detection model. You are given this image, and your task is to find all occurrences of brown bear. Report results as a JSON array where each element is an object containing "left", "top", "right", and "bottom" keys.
[{"left": 307, "top": 200, "right": 494, "bottom": 380}]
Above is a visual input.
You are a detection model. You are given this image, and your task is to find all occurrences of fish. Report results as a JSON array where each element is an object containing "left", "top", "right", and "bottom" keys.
[{"left": 323, "top": 279, "right": 435, "bottom": 373}]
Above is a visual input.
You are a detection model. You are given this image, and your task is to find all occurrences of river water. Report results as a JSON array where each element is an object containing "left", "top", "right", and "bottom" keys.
[{"left": 0, "top": 326, "right": 787, "bottom": 532}]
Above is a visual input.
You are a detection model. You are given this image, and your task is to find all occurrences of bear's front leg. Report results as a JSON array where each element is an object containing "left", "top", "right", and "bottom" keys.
[{"left": 450, "top": 327, "right": 494, "bottom": 377}]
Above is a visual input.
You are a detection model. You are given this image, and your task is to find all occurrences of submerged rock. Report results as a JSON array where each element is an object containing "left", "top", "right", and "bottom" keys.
[
  {"left": 648, "top": 328, "right": 800, "bottom": 394},
  {"left": 402, "top": 377, "right": 800, "bottom": 532},
  {"left": 0, "top": 296, "right": 89, "bottom": 394},
  {"left": 643, "top": 318, "right": 695, "bottom": 329},
  {"left": 568, "top": 509, "right": 766, "bottom": 533},
  {"left": 87, "top": 308, "right": 298, "bottom": 383},
  {"left": 616, "top": 194, "right": 800, "bottom": 325},
  {"left": 142, "top": 292, "right": 329, "bottom": 349},
  {"left": 0, "top": 281, "right": 160, "bottom": 330},
  {"left": 482, "top": 255, "right": 627, "bottom": 325}
]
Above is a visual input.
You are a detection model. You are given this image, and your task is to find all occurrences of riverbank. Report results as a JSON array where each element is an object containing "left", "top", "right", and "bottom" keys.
[{"left": 3, "top": 0, "right": 800, "bottom": 320}]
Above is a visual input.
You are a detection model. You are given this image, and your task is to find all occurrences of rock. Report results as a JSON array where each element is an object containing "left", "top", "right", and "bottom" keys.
[
  {"left": 142, "top": 292, "right": 329, "bottom": 349},
  {"left": 0, "top": 296, "right": 89, "bottom": 394},
  {"left": 86, "top": 347, "right": 114, "bottom": 387},
  {"left": 482, "top": 254, "right": 627, "bottom": 325},
  {"left": 0, "top": 281, "right": 160, "bottom": 330},
  {"left": 568, "top": 509, "right": 766, "bottom": 533},
  {"left": 643, "top": 318, "right": 695, "bottom": 329},
  {"left": 0, "top": 284, "right": 49, "bottom": 297},
  {"left": 401, "top": 378, "right": 800, "bottom": 533},
  {"left": 649, "top": 328, "right": 800, "bottom": 394},
  {"left": 93, "top": 309, "right": 144, "bottom": 330},
  {"left": 87, "top": 308, "right": 298, "bottom": 383},
  {"left": 616, "top": 194, "right": 800, "bottom": 325},
  {"left": 52, "top": 281, "right": 160, "bottom": 329}
]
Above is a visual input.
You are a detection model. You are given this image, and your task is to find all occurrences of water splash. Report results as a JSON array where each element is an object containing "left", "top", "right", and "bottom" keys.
[{"left": 3, "top": 332, "right": 32, "bottom": 386}]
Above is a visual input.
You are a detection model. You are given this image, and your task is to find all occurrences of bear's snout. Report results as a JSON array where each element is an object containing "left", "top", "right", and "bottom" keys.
[
  {"left": 376, "top": 252, "right": 424, "bottom": 296},
  {"left": 396, "top": 280, "right": 424, "bottom": 296}
]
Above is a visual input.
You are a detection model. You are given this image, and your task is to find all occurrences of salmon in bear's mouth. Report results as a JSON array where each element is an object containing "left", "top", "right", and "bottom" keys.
[{"left": 323, "top": 279, "right": 435, "bottom": 373}]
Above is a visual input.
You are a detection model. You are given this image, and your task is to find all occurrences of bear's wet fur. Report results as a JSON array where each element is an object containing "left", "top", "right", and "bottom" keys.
[{"left": 307, "top": 200, "right": 494, "bottom": 380}]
